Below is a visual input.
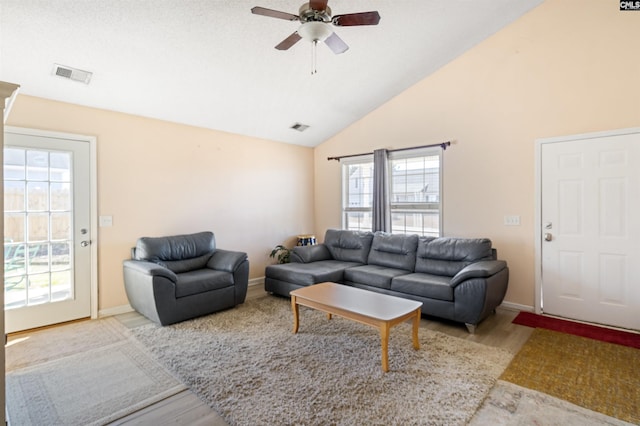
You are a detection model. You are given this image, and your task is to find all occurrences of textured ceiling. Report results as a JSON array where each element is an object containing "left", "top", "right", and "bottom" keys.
[{"left": 0, "top": 0, "right": 543, "bottom": 147}]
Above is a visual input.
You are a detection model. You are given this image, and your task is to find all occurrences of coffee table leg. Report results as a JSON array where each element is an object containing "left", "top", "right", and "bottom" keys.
[
  {"left": 412, "top": 308, "right": 420, "bottom": 350},
  {"left": 291, "top": 296, "right": 299, "bottom": 334},
  {"left": 380, "top": 322, "right": 390, "bottom": 372}
]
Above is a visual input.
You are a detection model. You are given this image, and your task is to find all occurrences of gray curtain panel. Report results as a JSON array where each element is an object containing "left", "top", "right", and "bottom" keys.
[{"left": 372, "top": 148, "right": 390, "bottom": 232}]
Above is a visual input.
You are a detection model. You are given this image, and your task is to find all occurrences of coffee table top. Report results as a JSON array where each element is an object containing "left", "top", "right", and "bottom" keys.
[{"left": 290, "top": 282, "right": 422, "bottom": 321}]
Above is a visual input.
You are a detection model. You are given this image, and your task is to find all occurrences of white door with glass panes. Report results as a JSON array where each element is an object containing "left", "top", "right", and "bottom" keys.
[{"left": 4, "top": 129, "right": 93, "bottom": 332}]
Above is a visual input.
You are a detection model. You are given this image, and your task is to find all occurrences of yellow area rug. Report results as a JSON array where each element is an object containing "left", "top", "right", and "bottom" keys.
[{"left": 500, "top": 328, "right": 640, "bottom": 424}]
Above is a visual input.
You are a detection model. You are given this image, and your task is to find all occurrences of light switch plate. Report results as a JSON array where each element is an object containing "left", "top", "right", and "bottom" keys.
[
  {"left": 99, "top": 215, "right": 113, "bottom": 227},
  {"left": 504, "top": 215, "right": 520, "bottom": 226}
]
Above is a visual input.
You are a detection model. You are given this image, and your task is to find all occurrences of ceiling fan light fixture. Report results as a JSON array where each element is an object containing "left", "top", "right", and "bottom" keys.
[{"left": 298, "top": 21, "right": 332, "bottom": 42}]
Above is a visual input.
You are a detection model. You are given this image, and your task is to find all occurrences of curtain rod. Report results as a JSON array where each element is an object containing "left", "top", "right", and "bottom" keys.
[{"left": 327, "top": 141, "right": 451, "bottom": 161}]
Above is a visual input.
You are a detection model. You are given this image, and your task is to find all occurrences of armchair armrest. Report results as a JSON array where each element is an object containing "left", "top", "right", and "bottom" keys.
[
  {"left": 290, "top": 244, "right": 332, "bottom": 263},
  {"left": 207, "top": 249, "right": 248, "bottom": 273},
  {"left": 450, "top": 260, "right": 507, "bottom": 287},
  {"left": 123, "top": 259, "right": 177, "bottom": 282}
]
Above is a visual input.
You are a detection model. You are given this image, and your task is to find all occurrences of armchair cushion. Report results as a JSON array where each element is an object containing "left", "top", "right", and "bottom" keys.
[
  {"left": 158, "top": 253, "right": 212, "bottom": 274},
  {"left": 134, "top": 231, "right": 216, "bottom": 264},
  {"left": 176, "top": 269, "right": 234, "bottom": 298}
]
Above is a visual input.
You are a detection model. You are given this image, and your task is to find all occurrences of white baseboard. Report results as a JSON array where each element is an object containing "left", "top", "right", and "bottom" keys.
[
  {"left": 99, "top": 304, "right": 134, "bottom": 318},
  {"left": 249, "top": 277, "right": 264, "bottom": 287},
  {"left": 499, "top": 301, "right": 534, "bottom": 312}
]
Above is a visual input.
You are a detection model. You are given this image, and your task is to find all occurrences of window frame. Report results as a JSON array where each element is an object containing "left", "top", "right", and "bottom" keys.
[{"left": 340, "top": 147, "right": 442, "bottom": 237}]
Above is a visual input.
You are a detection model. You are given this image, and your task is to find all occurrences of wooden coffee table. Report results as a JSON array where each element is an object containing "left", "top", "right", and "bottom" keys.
[{"left": 290, "top": 282, "right": 423, "bottom": 372}]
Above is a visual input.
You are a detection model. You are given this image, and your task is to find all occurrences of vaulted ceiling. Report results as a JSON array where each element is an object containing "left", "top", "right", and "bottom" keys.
[{"left": 0, "top": 0, "right": 543, "bottom": 147}]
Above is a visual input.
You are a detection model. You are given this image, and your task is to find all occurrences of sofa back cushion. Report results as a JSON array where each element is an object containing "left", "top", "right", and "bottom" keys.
[
  {"left": 367, "top": 232, "right": 419, "bottom": 271},
  {"left": 134, "top": 231, "right": 216, "bottom": 273},
  {"left": 324, "top": 229, "right": 373, "bottom": 264},
  {"left": 415, "top": 237, "right": 494, "bottom": 277}
]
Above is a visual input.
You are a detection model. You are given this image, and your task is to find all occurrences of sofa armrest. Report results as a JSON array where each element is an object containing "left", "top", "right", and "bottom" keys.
[
  {"left": 207, "top": 249, "right": 248, "bottom": 273},
  {"left": 450, "top": 260, "right": 507, "bottom": 287},
  {"left": 290, "top": 244, "right": 332, "bottom": 263},
  {"left": 123, "top": 259, "right": 177, "bottom": 282}
]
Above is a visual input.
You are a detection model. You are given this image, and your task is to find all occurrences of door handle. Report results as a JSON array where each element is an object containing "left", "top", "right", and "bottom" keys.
[
  {"left": 544, "top": 233, "right": 553, "bottom": 242},
  {"left": 80, "top": 240, "right": 91, "bottom": 247}
]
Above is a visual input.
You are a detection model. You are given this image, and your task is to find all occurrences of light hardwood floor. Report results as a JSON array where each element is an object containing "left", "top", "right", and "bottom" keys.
[{"left": 11, "top": 284, "right": 534, "bottom": 425}]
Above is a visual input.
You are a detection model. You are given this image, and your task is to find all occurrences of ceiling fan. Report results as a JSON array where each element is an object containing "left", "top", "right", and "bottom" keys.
[{"left": 251, "top": 1, "right": 381, "bottom": 55}]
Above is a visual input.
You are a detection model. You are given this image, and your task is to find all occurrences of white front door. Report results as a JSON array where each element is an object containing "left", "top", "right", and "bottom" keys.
[
  {"left": 539, "top": 128, "right": 640, "bottom": 330},
  {"left": 4, "top": 129, "right": 93, "bottom": 332}
]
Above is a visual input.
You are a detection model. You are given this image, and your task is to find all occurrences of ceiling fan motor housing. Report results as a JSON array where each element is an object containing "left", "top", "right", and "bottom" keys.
[{"left": 299, "top": 3, "right": 331, "bottom": 22}]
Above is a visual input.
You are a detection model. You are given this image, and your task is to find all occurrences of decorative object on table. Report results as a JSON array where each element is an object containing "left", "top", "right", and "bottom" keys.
[
  {"left": 269, "top": 244, "right": 291, "bottom": 264},
  {"left": 296, "top": 234, "right": 317, "bottom": 246}
]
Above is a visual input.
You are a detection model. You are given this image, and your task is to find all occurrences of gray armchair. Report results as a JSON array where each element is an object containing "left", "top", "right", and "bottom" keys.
[{"left": 123, "top": 231, "right": 249, "bottom": 325}]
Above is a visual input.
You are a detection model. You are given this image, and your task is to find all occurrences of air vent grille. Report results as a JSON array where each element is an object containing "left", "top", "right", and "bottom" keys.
[
  {"left": 291, "top": 123, "right": 310, "bottom": 132},
  {"left": 52, "top": 64, "right": 92, "bottom": 84}
]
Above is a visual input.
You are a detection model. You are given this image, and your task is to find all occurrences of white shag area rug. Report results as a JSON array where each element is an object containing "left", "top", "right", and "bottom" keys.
[
  {"left": 6, "top": 320, "right": 187, "bottom": 426},
  {"left": 131, "top": 295, "right": 513, "bottom": 426}
]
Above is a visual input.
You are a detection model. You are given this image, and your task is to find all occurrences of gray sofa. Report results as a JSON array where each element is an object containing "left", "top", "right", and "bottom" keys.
[
  {"left": 123, "top": 231, "right": 249, "bottom": 325},
  {"left": 265, "top": 229, "right": 509, "bottom": 332}
]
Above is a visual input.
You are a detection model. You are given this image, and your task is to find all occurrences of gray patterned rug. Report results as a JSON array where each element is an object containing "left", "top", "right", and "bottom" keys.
[
  {"left": 131, "top": 295, "right": 512, "bottom": 425},
  {"left": 6, "top": 333, "right": 186, "bottom": 425}
]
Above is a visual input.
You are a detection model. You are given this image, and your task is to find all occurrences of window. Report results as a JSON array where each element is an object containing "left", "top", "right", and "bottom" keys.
[
  {"left": 341, "top": 155, "right": 373, "bottom": 231},
  {"left": 389, "top": 149, "right": 441, "bottom": 236},
  {"left": 341, "top": 148, "right": 441, "bottom": 236}
]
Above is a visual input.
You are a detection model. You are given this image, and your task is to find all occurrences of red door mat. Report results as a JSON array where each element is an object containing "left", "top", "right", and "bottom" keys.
[{"left": 513, "top": 311, "right": 640, "bottom": 349}]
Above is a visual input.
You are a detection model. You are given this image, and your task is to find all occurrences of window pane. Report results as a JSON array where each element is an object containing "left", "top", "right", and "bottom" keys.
[
  {"left": 50, "top": 182, "right": 71, "bottom": 211},
  {"left": 27, "top": 151, "right": 49, "bottom": 180},
  {"left": 345, "top": 211, "right": 372, "bottom": 232},
  {"left": 28, "top": 213, "right": 49, "bottom": 242},
  {"left": 4, "top": 148, "right": 25, "bottom": 180},
  {"left": 50, "top": 152, "right": 71, "bottom": 182},
  {"left": 4, "top": 213, "right": 25, "bottom": 243},
  {"left": 51, "top": 213, "right": 71, "bottom": 240},
  {"left": 27, "top": 182, "right": 48, "bottom": 211},
  {"left": 4, "top": 181, "right": 25, "bottom": 212}
]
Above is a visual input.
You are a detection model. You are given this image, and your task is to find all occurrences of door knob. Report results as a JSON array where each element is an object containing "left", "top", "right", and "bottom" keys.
[
  {"left": 80, "top": 240, "right": 91, "bottom": 247},
  {"left": 544, "top": 233, "right": 553, "bottom": 242}
]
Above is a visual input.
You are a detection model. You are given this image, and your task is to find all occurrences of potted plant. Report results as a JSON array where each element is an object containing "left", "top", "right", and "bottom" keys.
[{"left": 269, "top": 245, "right": 291, "bottom": 264}]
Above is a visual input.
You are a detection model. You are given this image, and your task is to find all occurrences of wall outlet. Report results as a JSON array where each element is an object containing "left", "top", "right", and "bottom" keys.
[{"left": 504, "top": 215, "right": 520, "bottom": 226}]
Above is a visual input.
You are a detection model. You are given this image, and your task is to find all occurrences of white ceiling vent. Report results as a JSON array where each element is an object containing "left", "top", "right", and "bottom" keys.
[
  {"left": 52, "top": 64, "right": 92, "bottom": 84},
  {"left": 290, "top": 123, "right": 310, "bottom": 132}
]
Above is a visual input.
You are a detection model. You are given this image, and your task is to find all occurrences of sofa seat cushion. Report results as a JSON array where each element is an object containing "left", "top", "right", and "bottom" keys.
[
  {"left": 265, "top": 260, "right": 361, "bottom": 286},
  {"left": 175, "top": 269, "right": 233, "bottom": 298},
  {"left": 391, "top": 273, "right": 454, "bottom": 301},
  {"left": 344, "top": 265, "right": 410, "bottom": 290}
]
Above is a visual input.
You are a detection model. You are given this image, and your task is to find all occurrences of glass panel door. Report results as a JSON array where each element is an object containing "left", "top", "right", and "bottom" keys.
[{"left": 4, "top": 129, "right": 91, "bottom": 332}]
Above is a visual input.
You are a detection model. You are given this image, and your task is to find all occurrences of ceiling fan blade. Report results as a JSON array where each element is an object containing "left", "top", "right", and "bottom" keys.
[
  {"left": 332, "top": 11, "right": 381, "bottom": 26},
  {"left": 325, "top": 32, "right": 349, "bottom": 54},
  {"left": 309, "top": 0, "right": 329, "bottom": 11},
  {"left": 275, "top": 32, "right": 302, "bottom": 50},
  {"left": 251, "top": 6, "right": 299, "bottom": 21}
]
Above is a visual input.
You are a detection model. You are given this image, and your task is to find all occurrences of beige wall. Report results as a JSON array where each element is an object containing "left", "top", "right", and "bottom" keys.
[
  {"left": 314, "top": 0, "right": 640, "bottom": 307},
  {"left": 7, "top": 95, "right": 315, "bottom": 311}
]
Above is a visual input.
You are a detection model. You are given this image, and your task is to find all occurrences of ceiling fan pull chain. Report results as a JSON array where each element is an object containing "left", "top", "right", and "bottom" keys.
[{"left": 311, "top": 40, "right": 318, "bottom": 75}]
